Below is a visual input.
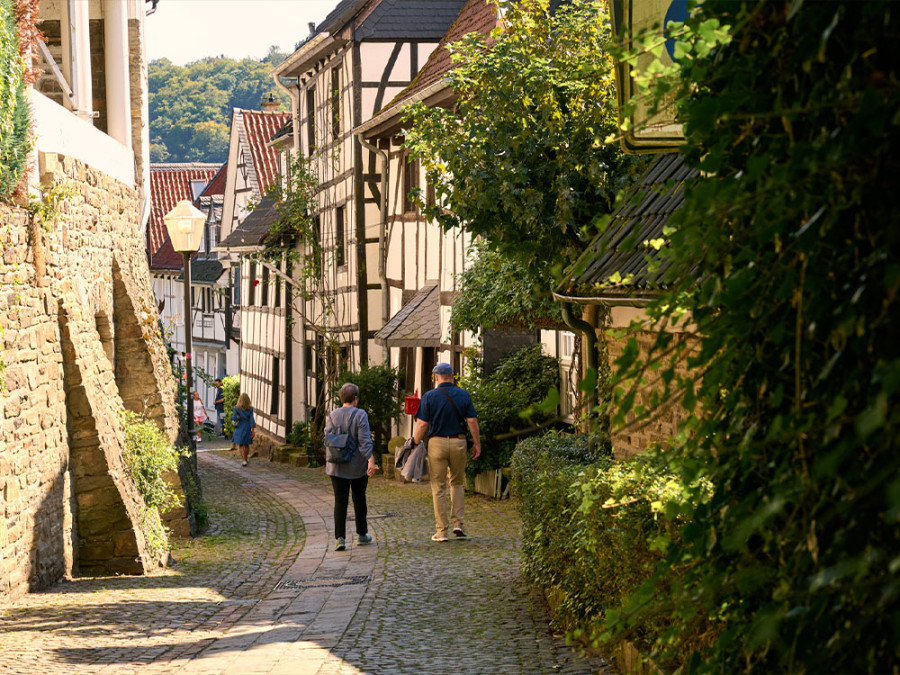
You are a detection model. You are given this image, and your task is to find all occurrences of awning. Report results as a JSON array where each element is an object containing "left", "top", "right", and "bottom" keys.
[{"left": 375, "top": 284, "right": 441, "bottom": 348}]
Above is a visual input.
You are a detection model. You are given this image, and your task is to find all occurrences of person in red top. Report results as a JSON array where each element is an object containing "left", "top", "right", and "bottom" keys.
[{"left": 413, "top": 363, "right": 481, "bottom": 542}]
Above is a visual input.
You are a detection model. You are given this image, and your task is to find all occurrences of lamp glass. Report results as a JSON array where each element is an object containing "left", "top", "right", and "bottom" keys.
[{"left": 163, "top": 200, "right": 206, "bottom": 252}]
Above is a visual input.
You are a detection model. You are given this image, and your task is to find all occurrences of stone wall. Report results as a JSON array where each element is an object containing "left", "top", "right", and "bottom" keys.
[
  {"left": 0, "top": 152, "right": 180, "bottom": 601},
  {"left": 606, "top": 329, "right": 698, "bottom": 459}
]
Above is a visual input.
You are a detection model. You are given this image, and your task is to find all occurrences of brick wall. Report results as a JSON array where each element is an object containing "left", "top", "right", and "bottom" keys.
[
  {"left": 606, "top": 329, "right": 698, "bottom": 459},
  {"left": 0, "top": 152, "right": 180, "bottom": 601}
]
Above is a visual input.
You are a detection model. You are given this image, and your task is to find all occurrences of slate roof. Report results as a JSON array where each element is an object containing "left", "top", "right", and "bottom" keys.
[
  {"left": 356, "top": 1, "right": 469, "bottom": 40},
  {"left": 558, "top": 153, "right": 697, "bottom": 299},
  {"left": 218, "top": 197, "right": 280, "bottom": 250},
  {"left": 178, "top": 259, "right": 225, "bottom": 285},
  {"left": 148, "top": 163, "right": 219, "bottom": 271},
  {"left": 239, "top": 110, "right": 291, "bottom": 196},
  {"left": 374, "top": 284, "right": 441, "bottom": 347}
]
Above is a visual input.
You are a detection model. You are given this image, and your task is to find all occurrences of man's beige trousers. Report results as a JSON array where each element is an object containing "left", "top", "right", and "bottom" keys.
[{"left": 427, "top": 436, "right": 467, "bottom": 535}]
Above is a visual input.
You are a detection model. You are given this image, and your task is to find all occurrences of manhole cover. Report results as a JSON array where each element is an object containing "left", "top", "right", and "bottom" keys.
[{"left": 274, "top": 576, "right": 370, "bottom": 591}]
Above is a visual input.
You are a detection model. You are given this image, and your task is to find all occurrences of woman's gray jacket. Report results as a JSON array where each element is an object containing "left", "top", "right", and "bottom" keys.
[{"left": 324, "top": 406, "right": 373, "bottom": 479}]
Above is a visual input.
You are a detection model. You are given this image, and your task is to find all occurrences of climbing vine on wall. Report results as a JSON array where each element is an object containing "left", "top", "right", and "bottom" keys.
[
  {"left": 604, "top": 1, "right": 900, "bottom": 671},
  {"left": 0, "top": 0, "right": 31, "bottom": 200}
]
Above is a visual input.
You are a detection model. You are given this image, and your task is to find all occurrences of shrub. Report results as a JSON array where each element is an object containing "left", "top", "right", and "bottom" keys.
[
  {"left": 286, "top": 420, "right": 310, "bottom": 448},
  {"left": 461, "top": 343, "right": 564, "bottom": 479},
  {"left": 120, "top": 410, "right": 186, "bottom": 556},
  {"left": 512, "top": 431, "right": 703, "bottom": 659},
  {"left": 221, "top": 375, "right": 240, "bottom": 438},
  {"left": 333, "top": 364, "right": 402, "bottom": 458}
]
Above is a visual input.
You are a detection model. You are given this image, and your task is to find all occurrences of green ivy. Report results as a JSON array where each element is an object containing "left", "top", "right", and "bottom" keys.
[
  {"left": 0, "top": 0, "right": 30, "bottom": 199},
  {"left": 606, "top": 1, "right": 900, "bottom": 671}
]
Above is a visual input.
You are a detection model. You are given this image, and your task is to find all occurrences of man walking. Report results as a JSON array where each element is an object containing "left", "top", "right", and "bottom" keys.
[
  {"left": 413, "top": 363, "right": 481, "bottom": 542},
  {"left": 214, "top": 379, "right": 226, "bottom": 437}
]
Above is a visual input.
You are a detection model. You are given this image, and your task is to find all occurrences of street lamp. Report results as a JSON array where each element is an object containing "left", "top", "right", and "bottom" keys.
[{"left": 163, "top": 200, "right": 206, "bottom": 460}]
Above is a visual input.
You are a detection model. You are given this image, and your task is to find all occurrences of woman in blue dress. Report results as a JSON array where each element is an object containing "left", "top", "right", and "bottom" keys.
[{"left": 232, "top": 392, "right": 256, "bottom": 467}]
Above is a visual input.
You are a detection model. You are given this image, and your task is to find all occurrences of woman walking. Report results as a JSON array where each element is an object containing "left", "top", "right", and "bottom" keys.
[
  {"left": 232, "top": 392, "right": 256, "bottom": 467},
  {"left": 192, "top": 391, "right": 210, "bottom": 443},
  {"left": 325, "top": 383, "right": 377, "bottom": 551}
]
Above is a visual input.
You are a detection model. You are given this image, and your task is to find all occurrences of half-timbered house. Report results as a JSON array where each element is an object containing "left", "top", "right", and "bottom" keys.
[
  {"left": 216, "top": 107, "right": 291, "bottom": 443},
  {"left": 242, "top": 0, "right": 469, "bottom": 448}
]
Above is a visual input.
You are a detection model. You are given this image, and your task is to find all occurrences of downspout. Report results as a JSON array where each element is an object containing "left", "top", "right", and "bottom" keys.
[
  {"left": 558, "top": 300, "right": 598, "bottom": 416},
  {"left": 284, "top": 256, "right": 293, "bottom": 438},
  {"left": 272, "top": 74, "right": 301, "bottom": 155},
  {"left": 357, "top": 134, "right": 389, "bottom": 364},
  {"left": 271, "top": 73, "right": 307, "bottom": 418}
]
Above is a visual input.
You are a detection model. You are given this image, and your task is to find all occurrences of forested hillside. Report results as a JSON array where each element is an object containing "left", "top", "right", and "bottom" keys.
[{"left": 148, "top": 47, "right": 289, "bottom": 163}]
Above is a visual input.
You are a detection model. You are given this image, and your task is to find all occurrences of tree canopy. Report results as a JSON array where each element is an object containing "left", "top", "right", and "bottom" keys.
[
  {"left": 149, "top": 47, "right": 289, "bottom": 163},
  {"left": 404, "top": 0, "right": 640, "bottom": 286}
]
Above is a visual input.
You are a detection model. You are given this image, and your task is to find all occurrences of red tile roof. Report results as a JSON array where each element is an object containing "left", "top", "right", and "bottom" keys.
[
  {"left": 199, "top": 162, "right": 228, "bottom": 197},
  {"left": 241, "top": 110, "right": 291, "bottom": 195},
  {"left": 383, "top": 0, "right": 499, "bottom": 112},
  {"left": 148, "top": 163, "right": 219, "bottom": 270}
]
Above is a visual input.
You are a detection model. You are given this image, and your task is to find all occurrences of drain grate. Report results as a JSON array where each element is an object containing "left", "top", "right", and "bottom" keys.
[{"left": 274, "top": 575, "right": 370, "bottom": 591}]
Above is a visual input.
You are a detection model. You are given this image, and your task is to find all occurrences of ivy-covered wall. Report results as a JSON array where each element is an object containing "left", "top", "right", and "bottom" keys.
[{"left": 0, "top": 0, "right": 30, "bottom": 199}]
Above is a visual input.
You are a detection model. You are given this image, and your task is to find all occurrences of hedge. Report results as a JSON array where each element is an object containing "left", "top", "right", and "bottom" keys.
[{"left": 512, "top": 431, "right": 706, "bottom": 661}]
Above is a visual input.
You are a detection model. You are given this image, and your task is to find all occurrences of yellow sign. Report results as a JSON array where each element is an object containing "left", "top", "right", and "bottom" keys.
[{"left": 610, "top": 0, "right": 686, "bottom": 153}]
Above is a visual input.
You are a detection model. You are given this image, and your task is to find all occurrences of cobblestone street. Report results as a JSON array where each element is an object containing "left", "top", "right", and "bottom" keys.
[{"left": 0, "top": 444, "right": 610, "bottom": 674}]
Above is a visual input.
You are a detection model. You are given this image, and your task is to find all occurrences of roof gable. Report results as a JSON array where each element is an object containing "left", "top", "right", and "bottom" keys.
[
  {"left": 238, "top": 110, "right": 291, "bottom": 197},
  {"left": 148, "top": 163, "right": 219, "bottom": 270}
]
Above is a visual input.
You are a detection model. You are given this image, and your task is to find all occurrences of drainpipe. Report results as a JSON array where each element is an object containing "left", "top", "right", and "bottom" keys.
[
  {"left": 558, "top": 300, "right": 598, "bottom": 416},
  {"left": 357, "top": 134, "right": 390, "bottom": 365},
  {"left": 272, "top": 74, "right": 301, "bottom": 154}
]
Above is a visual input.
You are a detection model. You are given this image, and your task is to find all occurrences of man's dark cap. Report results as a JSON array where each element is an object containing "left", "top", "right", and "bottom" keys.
[{"left": 432, "top": 362, "right": 453, "bottom": 375}]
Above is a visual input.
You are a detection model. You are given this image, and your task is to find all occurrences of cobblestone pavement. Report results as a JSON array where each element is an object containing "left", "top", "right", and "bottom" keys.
[{"left": 0, "top": 443, "right": 611, "bottom": 674}]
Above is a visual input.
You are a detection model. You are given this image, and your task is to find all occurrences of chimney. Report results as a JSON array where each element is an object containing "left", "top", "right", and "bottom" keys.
[{"left": 261, "top": 93, "right": 280, "bottom": 112}]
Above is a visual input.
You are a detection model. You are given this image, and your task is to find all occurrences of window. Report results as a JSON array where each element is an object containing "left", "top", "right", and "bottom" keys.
[
  {"left": 403, "top": 155, "right": 420, "bottom": 213},
  {"left": 190, "top": 179, "right": 207, "bottom": 201},
  {"left": 248, "top": 262, "right": 256, "bottom": 306},
  {"left": 306, "top": 85, "right": 316, "bottom": 156},
  {"left": 274, "top": 273, "right": 281, "bottom": 308},
  {"left": 331, "top": 66, "right": 341, "bottom": 140},
  {"left": 261, "top": 266, "right": 269, "bottom": 306},
  {"left": 270, "top": 357, "right": 280, "bottom": 416},
  {"left": 232, "top": 266, "right": 241, "bottom": 305},
  {"left": 335, "top": 206, "right": 346, "bottom": 267},
  {"left": 426, "top": 180, "right": 436, "bottom": 210}
]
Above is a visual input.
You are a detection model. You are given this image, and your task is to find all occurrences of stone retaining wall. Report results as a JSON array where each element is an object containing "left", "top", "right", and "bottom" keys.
[{"left": 0, "top": 152, "right": 180, "bottom": 601}]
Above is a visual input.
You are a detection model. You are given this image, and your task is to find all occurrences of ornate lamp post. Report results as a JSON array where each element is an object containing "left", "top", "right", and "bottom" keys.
[{"left": 163, "top": 200, "right": 206, "bottom": 459}]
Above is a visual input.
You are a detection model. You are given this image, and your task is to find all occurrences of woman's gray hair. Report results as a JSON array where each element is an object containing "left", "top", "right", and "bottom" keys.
[{"left": 339, "top": 382, "right": 359, "bottom": 404}]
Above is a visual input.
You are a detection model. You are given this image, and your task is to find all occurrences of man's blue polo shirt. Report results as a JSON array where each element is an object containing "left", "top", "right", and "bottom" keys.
[{"left": 415, "top": 382, "right": 477, "bottom": 437}]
